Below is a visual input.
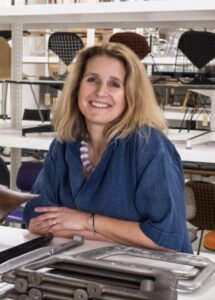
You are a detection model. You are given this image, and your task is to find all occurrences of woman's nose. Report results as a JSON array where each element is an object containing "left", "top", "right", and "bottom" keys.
[{"left": 94, "top": 83, "right": 108, "bottom": 97}]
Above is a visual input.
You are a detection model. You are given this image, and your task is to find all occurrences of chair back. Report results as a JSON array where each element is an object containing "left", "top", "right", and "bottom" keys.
[
  {"left": 6, "top": 161, "right": 43, "bottom": 225},
  {"left": 0, "top": 157, "right": 10, "bottom": 187},
  {"left": 0, "top": 30, "right": 12, "bottom": 41},
  {"left": 0, "top": 37, "right": 11, "bottom": 80},
  {"left": 184, "top": 185, "right": 196, "bottom": 220},
  {"left": 16, "top": 161, "right": 43, "bottom": 192},
  {"left": 22, "top": 108, "right": 51, "bottom": 121},
  {"left": 186, "top": 180, "right": 215, "bottom": 230},
  {"left": 109, "top": 31, "right": 150, "bottom": 60},
  {"left": 48, "top": 31, "right": 84, "bottom": 80},
  {"left": 174, "top": 30, "right": 215, "bottom": 84}
]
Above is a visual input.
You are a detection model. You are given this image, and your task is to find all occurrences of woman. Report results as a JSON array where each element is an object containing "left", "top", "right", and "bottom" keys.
[{"left": 23, "top": 43, "right": 192, "bottom": 253}]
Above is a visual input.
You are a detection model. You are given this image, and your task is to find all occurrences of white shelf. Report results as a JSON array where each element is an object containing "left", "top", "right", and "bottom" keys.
[
  {"left": 0, "top": 120, "right": 54, "bottom": 150},
  {"left": 0, "top": 124, "right": 214, "bottom": 164},
  {"left": 1, "top": 0, "right": 215, "bottom": 188},
  {"left": 0, "top": 1, "right": 215, "bottom": 30}
]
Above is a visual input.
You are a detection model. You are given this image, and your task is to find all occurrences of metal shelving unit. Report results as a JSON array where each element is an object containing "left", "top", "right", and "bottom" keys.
[{"left": 0, "top": 0, "right": 215, "bottom": 188}]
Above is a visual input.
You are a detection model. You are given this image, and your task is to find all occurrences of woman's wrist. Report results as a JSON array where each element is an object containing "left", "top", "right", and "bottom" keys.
[
  {"left": 86, "top": 213, "right": 97, "bottom": 234},
  {"left": 91, "top": 213, "right": 96, "bottom": 235}
]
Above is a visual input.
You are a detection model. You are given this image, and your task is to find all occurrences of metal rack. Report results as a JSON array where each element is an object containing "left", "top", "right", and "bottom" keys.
[{"left": 0, "top": 0, "right": 215, "bottom": 188}]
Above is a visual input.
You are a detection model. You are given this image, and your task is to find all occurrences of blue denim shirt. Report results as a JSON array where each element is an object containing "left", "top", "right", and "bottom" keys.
[{"left": 23, "top": 126, "right": 192, "bottom": 253}]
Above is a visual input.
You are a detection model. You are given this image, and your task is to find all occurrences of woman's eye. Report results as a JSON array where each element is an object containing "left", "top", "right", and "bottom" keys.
[
  {"left": 86, "top": 76, "right": 96, "bottom": 83},
  {"left": 109, "top": 81, "right": 121, "bottom": 88}
]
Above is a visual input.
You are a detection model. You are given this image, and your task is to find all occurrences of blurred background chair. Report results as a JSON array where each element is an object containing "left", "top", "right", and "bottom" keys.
[
  {"left": 0, "top": 30, "right": 12, "bottom": 41},
  {"left": 0, "top": 36, "right": 45, "bottom": 121},
  {"left": 0, "top": 156, "right": 10, "bottom": 188},
  {"left": 21, "top": 107, "right": 53, "bottom": 138},
  {"left": 184, "top": 184, "right": 198, "bottom": 244},
  {"left": 109, "top": 31, "right": 151, "bottom": 60},
  {"left": 174, "top": 30, "right": 215, "bottom": 84},
  {"left": 6, "top": 161, "right": 43, "bottom": 227},
  {"left": 178, "top": 90, "right": 211, "bottom": 132},
  {"left": 109, "top": 31, "right": 164, "bottom": 89},
  {"left": 203, "top": 230, "right": 215, "bottom": 251},
  {"left": 48, "top": 31, "right": 85, "bottom": 81},
  {"left": 185, "top": 180, "right": 215, "bottom": 255},
  {"left": 0, "top": 36, "right": 11, "bottom": 119}
]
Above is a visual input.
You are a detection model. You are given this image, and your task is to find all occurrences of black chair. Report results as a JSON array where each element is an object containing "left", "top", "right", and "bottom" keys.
[
  {"left": 0, "top": 30, "right": 12, "bottom": 41},
  {"left": 174, "top": 30, "right": 215, "bottom": 132},
  {"left": 0, "top": 157, "right": 10, "bottom": 188},
  {"left": 185, "top": 180, "right": 215, "bottom": 255},
  {"left": 48, "top": 31, "right": 85, "bottom": 81},
  {"left": 174, "top": 30, "right": 215, "bottom": 84},
  {"left": 22, "top": 108, "right": 51, "bottom": 122},
  {"left": 21, "top": 108, "right": 51, "bottom": 158}
]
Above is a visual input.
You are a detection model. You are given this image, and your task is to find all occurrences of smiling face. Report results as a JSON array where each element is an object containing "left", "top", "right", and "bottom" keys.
[{"left": 78, "top": 55, "right": 126, "bottom": 132}]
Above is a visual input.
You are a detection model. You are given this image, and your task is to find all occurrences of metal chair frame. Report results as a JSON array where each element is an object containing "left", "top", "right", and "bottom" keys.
[{"left": 48, "top": 31, "right": 84, "bottom": 81}]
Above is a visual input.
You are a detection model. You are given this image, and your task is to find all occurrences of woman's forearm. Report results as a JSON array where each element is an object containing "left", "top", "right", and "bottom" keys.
[
  {"left": 29, "top": 207, "right": 171, "bottom": 251},
  {"left": 87, "top": 214, "right": 170, "bottom": 251},
  {"left": 51, "top": 228, "right": 113, "bottom": 242}
]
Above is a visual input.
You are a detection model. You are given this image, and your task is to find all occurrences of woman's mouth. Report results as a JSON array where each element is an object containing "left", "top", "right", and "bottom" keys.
[{"left": 90, "top": 101, "right": 110, "bottom": 108}]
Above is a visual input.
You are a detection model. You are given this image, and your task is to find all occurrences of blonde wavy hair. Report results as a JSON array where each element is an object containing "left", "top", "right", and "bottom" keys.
[{"left": 53, "top": 42, "right": 168, "bottom": 143}]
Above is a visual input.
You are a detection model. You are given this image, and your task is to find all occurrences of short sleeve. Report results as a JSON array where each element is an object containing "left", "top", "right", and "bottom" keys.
[
  {"left": 135, "top": 144, "right": 187, "bottom": 251},
  {"left": 23, "top": 139, "right": 60, "bottom": 226}
]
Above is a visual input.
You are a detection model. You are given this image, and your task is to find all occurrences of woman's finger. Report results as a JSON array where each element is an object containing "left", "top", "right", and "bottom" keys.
[{"left": 34, "top": 206, "right": 61, "bottom": 213}]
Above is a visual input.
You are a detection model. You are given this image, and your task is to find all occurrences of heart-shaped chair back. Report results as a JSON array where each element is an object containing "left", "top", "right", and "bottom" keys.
[{"left": 178, "top": 30, "right": 215, "bottom": 69}]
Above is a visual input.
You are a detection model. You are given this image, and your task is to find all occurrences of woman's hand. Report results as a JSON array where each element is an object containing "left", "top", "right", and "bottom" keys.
[
  {"left": 28, "top": 206, "right": 92, "bottom": 235},
  {"left": 28, "top": 207, "right": 173, "bottom": 252}
]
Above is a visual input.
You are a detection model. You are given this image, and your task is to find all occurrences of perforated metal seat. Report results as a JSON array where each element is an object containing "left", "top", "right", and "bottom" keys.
[
  {"left": 184, "top": 185, "right": 198, "bottom": 244},
  {"left": 109, "top": 31, "right": 150, "bottom": 60},
  {"left": 48, "top": 31, "right": 84, "bottom": 81},
  {"left": 174, "top": 30, "right": 215, "bottom": 84}
]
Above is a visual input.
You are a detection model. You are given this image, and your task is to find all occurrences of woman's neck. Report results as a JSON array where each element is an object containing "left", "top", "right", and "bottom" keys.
[{"left": 87, "top": 125, "right": 106, "bottom": 166}]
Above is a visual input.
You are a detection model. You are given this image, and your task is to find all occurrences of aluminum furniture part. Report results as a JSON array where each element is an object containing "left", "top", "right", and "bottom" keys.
[
  {"left": 75, "top": 245, "right": 215, "bottom": 293},
  {"left": 0, "top": 235, "right": 84, "bottom": 275},
  {"left": 2, "top": 254, "right": 178, "bottom": 300}
]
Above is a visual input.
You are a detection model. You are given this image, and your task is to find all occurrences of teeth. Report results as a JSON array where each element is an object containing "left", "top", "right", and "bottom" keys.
[{"left": 90, "top": 101, "right": 110, "bottom": 108}]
